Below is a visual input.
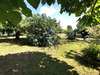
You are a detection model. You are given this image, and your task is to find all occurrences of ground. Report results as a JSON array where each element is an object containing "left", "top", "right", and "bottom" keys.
[{"left": 0, "top": 35, "right": 100, "bottom": 75}]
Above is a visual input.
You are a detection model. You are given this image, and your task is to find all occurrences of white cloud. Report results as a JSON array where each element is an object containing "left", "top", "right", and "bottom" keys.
[
  {"left": 40, "top": 6, "right": 57, "bottom": 16},
  {"left": 57, "top": 16, "right": 78, "bottom": 29},
  {"left": 40, "top": 6, "right": 78, "bottom": 29}
]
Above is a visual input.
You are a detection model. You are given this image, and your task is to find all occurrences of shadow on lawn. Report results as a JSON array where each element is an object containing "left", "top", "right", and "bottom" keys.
[
  {"left": 65, "top": 50, "right": 100, "bottom": 73},
  {"left": 0, "top": 38, "right": 29, "bottom": 46},
  {"left": 0, "top": 52, "right": 79, "bottom": 75}
]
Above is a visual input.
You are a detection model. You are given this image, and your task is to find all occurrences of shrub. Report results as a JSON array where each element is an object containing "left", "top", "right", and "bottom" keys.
[
  {"left": 66, "top": 31, "right": 75, "bottom": 40},
  {"left": 87, "top": 25, "right": 100, "bottom": 41},
  {"left": 26, "top": 14, "right": 61, "bottom": 47},
  {"left": 82, "top": 44, "right": 100, "bottom": 61}
]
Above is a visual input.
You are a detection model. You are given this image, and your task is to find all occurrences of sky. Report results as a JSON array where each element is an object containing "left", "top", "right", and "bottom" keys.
[{"left": 24, "top": 0, "right": 79, "bottom": 29}]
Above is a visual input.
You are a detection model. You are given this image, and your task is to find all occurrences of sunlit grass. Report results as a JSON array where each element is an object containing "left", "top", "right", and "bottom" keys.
[{"left": 0, "top": 36, "right": 99, "bottom": 75}]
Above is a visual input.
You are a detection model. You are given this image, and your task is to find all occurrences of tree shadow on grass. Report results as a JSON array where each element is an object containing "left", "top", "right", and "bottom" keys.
[
  {"left": 0, "top": 38, "right": 30, "bottom": 46},
  {"left": 0, "top": 52, "right": 79, "bottom": 75},
  {"left": 65, "top": 50, "right": 100, "bottom": 73},
  {"left": 0, "top": 37, "right": 84, "bottom": 46}
]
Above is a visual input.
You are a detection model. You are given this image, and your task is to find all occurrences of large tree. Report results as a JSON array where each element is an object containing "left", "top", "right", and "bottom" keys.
[{"left": 0, "top": 0, "right": 100, "bottom": 25}]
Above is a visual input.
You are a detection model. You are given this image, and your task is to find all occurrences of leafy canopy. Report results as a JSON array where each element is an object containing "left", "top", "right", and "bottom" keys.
[
  {"left": 77, "top": 0, "right": 100, "bottom": 27},
  {"left": 0, "top": 20, "right": 26, "bottom": 38},
  {"left": 0, "top": 0, "right": 100, "bottom": 25}
]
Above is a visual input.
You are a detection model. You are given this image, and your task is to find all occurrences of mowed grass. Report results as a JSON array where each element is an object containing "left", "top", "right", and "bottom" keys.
[{"left": 0, "top": 36, "right": 100, "bottom": 75}]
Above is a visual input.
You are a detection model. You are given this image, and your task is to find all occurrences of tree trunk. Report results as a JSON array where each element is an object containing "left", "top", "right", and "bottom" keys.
[
  {"left": 15, "top": 31, "right": 20, "bottom": 40},
  {"left": 7, "top": 32, "right": 10, "bottom": 36}
]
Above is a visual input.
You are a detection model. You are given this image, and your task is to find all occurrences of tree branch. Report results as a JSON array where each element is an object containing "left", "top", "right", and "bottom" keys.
[{"left": 91, "top": 0, "right": 98, "bottom": 15}]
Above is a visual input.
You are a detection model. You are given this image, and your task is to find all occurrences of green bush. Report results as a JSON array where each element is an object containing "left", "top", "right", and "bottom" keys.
[
  {"left": 26, "top": 14, "right": 61, "bottom": 47},
  {"left": 87, "top": 25, "right": 100, "bottom": 41},
  {"left": 66, "top": 31, "right": 75, "bottom": 40},
  {"left": 82, "top": 44, "right": 100, "bottom": 61},
  {"left": 67, "top": 34, "right": 75, "bottom": 40}
]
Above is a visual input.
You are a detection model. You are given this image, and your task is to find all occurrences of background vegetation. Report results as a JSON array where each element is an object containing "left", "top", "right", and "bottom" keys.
[{"left": 0, "top": 0, "right": 100, "bottom": 75}]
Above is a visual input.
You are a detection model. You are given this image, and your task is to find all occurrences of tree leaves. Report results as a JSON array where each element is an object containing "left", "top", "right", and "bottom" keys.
[
  {"left": 77, "top": 0, "right": 100, "bottom": 27},
  {"left": 17, "top": 0, "right": 32, "bottom": 17},
  {"left": 77, "top": 15, "right": 93, "bottom": 26},
  {"left": 7, "top": 11, "right": 22, "bottom": 25},
  {"left": 22, "top": 8, "right": 32, "bottom": 17},
  {"left": 0, "top": 0, "right": 12, "bottom": 11},
  {"left": 0, "top": 9, "right": 7, "bottom": 23},
  {"left": 0, "top": 0, "right": 33, "bottom": 24},
  {"left": 10, "top": 0, "right": 19, "bottom": 9},
  {"left": 0, "top": 8, "right": 22, "bottom": 25},
  {"left": 46, "top": 0, "right": 55, "bottom": 6},
  {"left": 17, "top": 0, "right": 27, "bottom": 9},
  {"left": 0, "top": 0, "right": 99, "bottom": 26},
  {"left": 27, "top": 0, "right": 40, "bottom": 9},
  {"left": 41, "top": 0, "right": 46, "bottom": 5}
]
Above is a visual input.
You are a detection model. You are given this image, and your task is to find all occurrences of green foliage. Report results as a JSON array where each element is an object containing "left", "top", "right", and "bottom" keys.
[
  {"left": 77, "top": 0, "right": 100, "bottom": 27},
  {"left": 77, "top": 14, "right": 93, "bottom": 27},
  {"left": 22, "top": 8, "right": 32, "bottom": 17},
  {"left": 82, "top": 44, "right": 100, "bottom": 61},
  {"left": 0, "top": 21, "right": 14, "bottom": 35},
  {"left": 67, "top": 25, "right": 73, "bottom": 31},
  {"left": 66, "top": 31, "right": 75, "bottom": 40},
  {"left": 0, "top": 0, "right": 100, "bottom": 26},
  {"left": 0, "top": 19, "right": 25, "bottom": 37},
  {"left": 0, "top": 9, "right": 8, "bottom": 23},
  {"left": 57, "top": 0, "right": 95, "bottom": 16},
  {"left": 77, "top": 22, "right": 90, "bottom": 34},
  {"left": 77, "top": 13, "right": 99, "bottom": 27},
  {"left": 67, "top": 35, "right": 75, "bottom": 40},
  {"left": 7, "top": 11, "right": 22, "bottom": 25},
  {"left": 62, "top": 29, "right": 68, "bottom": 33},
  {"left": 27, "top": 0, "right": 40, "bottom": 9},
  {"left": 65, "top": 25, "right": 75, "bottom": 40},
  {"left": 26, "top": 14, "right": 60, "bottom": 46},
  {"left": 87, "top": 25, "right": 100, "bottom": 40},
  {"left": 0, "top": 0, "right": 100, "bottom": 27},
  {"left": 45, "top": 0, "right": 55, "bottom": 6},
  {"left": 0, "top": 0, "right": 32, "bottom": 24},
  {"left": 57, "top": 26, "right": 63, "bottom": 33}
]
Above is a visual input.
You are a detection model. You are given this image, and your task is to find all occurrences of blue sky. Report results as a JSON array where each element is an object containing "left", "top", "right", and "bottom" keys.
[{"left": 24, "top": 0, "right": 79, "bottom": 29}]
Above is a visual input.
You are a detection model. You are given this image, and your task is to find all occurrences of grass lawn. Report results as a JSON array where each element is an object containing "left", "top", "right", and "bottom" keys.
[{"left": 0, "top": 36, "right": 100, "bottom": 75}]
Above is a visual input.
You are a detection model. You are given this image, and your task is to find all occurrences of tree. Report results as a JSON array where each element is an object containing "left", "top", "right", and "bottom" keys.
[
  {"left": 66, "top": 25, "right": 75, "bottom": 40},
  {"left": 0, "top": 22, "right": 4, "bottom": 36},
  {"left": 25, "top": 14, "right": 60, "bottom": 46},
  {"left": 14, "top": 19, "right": 26, "bottom": 40},
  {"left": 81, "top": 27, "right": 89, "bottom": 41},
  {"left": 0, "top": 19, "right": 25, "bottom": 39},
  {"left": 76, "top": 0, "right": 100, "bottom": 26},
  {"left": 0, "top": 0, "right": 100, "bottom": 26},
  {"left": 87, "top": 25, "right": 100, "bottom": 40},
  {"left": 0, "top": 21, "right": 14, "bottom": 36},
  {"left": 62, "top": 29, "right": 68, "bottom": 33},
  {"left": 67, "top": 25, "right": 73, "bottom": 31}
]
